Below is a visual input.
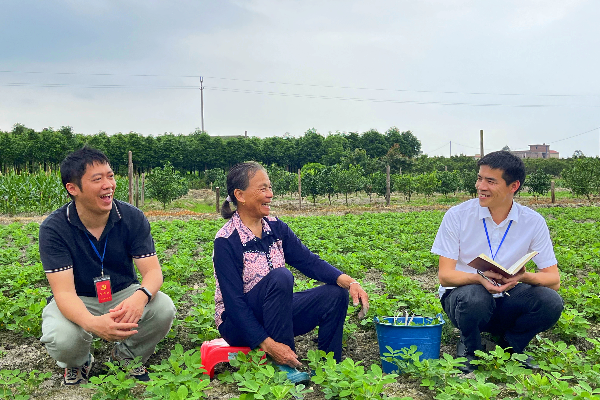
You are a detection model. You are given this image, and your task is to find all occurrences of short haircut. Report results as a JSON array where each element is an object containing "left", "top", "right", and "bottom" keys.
[
  {"left": 477, "top": 151, "right": 526, "bottom": 193},
  {"left": 60, "top": 146, "right": 111, "bottom": 200}
]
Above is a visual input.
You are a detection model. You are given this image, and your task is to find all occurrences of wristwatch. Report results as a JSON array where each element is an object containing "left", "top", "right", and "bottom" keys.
[{"left": 137, "top": 287, "right": 153, "bottom": 304}]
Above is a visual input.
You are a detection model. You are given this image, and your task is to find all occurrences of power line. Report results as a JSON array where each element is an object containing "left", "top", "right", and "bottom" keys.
[
  {"left": 547, "top": 126, "right": 600, "bottom": 144},
  {"left": 1, "top": 69, "right": 599, "bottom": 99},
  {"left": 423, "top": 142, "right": 450, "bottom": 154},
  {"left": 4, "top": 81, "right": 599, "bottom": 109}
]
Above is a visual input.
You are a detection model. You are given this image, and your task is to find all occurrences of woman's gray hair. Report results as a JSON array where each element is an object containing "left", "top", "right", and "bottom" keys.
[{"left": 221, "top": 162, "right": 266, "bottom": 219}]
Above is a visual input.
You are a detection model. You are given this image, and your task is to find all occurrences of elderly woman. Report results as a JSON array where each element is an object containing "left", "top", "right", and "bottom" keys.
[{"left": 212, "top": 162, "right": 369, "bottom": 380}]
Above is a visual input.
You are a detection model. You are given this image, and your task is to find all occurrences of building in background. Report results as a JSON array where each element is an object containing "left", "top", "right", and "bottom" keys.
[{"left": 511, "top": 144, "right": 559, "bottom": 159}]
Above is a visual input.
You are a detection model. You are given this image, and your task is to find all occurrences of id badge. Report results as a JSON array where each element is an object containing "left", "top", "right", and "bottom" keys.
[{"left": 94, "top": 275, "right": 112, "bottom": 303}]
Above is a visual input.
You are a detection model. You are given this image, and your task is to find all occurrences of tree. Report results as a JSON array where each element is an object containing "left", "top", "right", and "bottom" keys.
[
  {"left": 501, "top": 145, "right": 511, "bottom": 151},
  {"left": 204, "top": 168, "right": 226, "bottom": 195},
  {"left": 392, "top": 174, "right": 415, "bottom": 201},
  {"left": 414, "top": 172, "right": 439, "bottom": 197},
  {"left": 146, "top": 162, "right": 189, "bottom": 209},
  {"left": 526, "top": 170, "right": 552, "bottom": 199},
  {"left": 301, "top": 162, "right": 326, "bottom": 204},
  {"left": 360, "top": 129, "right": 389, "bottom": 158},
  {"left": 370, "top": 171, "right": 388, "bottom": 199},
  {"left": 267, "top": 164, "right": 296, "bottom": 196},
  {"left": 562, "top": 157, "right": 600, "bottom": 202},
  {"left": 321, "top": 133, "right": 349, "bottom": 166},
  {"left": 320, "top": 165, "right": 340, "bottom": 205},
  {"left": 383, "top": 143, "right": 413, "bottom": 174},
  {"left": 336, "top": 164, "right": 364, "bottom": 205},
  {"left": 385, "top": 128, "right": 421, "bottom": 159},
  {"left": 459, "top": 169, "right": 478, "bottom": 197},
  {"left": 436, "top": 170, "right": 460, "bottom": 196}
]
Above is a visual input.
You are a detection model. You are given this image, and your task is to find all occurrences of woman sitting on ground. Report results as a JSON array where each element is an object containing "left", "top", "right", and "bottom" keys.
[{"left": 212, "top": 162, "right": 369, "bottom": 380}]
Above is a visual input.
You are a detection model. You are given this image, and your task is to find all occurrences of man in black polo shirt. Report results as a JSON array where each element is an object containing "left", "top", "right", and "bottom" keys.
[{"left": 39, "top": 147, "right": 176, "bottom": 385}]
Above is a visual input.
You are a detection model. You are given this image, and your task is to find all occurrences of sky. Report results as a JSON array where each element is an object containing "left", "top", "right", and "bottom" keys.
[{"left": 1, "top": 0, "right": 599, "bottom": 158}]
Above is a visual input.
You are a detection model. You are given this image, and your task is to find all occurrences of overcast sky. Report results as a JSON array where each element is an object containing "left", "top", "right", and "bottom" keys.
[{"left": 1, "top": 0, "right": 599, "bottom": 157}]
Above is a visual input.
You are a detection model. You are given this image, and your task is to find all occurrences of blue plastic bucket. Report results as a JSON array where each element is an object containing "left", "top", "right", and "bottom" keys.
[{"left": 374, "top": 314, "right": 445, "bottom": 373}]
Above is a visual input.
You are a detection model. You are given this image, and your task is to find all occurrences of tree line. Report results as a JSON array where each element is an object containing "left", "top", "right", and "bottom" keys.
[{"left": 0, "top": 124, "right": 421, "bottom": 174}]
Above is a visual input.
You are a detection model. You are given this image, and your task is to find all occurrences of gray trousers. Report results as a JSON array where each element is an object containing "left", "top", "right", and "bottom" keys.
[{"left": 40, "top": 284, "right": 176, "bottom": 368}]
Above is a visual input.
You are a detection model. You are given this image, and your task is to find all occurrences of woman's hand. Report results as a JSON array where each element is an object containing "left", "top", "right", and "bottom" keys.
[
  {"left": 260, "top": 337, "right": 302, "bottom": 368},
  {"left": 337, "top": 274, "right": 370, "bottom": 319}
]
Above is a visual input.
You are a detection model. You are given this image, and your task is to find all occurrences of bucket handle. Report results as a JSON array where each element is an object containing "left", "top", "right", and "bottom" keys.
[{"left": 374, "top": 314, "right": 445, "bottom": 325}]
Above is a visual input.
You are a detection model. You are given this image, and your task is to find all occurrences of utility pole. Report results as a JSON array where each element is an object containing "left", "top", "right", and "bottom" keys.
[
  {"left": 200, "top": 76, "right": 205, "bottom": 132},
  {"left": 449, "top": 141, "right": 452, "bottom": 157},
  {"left": 480, "top": 130, "right": 484, "bottom": 158}
]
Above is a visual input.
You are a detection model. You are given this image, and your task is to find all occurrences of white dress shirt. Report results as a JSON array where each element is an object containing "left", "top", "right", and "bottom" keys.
[{"left": 431, "top": 198, "right": 557, "bottom": 297}]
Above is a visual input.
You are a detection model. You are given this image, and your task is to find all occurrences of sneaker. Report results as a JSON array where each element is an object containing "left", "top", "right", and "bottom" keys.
[
  {"left": 63, "top": 353, "right": 94, "bottom": 386},
  {"left": 109, "top": 347, "right": 150, "bottom": 381}
]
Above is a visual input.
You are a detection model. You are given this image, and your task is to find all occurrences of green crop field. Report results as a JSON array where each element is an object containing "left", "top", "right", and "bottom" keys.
[{"left": 1, "top": 207, "right": 600, "bottom": 399}]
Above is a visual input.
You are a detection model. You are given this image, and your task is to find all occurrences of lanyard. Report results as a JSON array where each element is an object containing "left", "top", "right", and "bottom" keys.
[
  {"left": 86, "top": 233, "right": 108, "bottom": 277},
  {"left": 483, "top": 219, "right": 512, "bottom": 261}
]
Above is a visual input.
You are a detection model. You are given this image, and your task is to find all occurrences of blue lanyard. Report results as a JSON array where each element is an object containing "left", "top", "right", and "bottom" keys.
[
  {"left": 86, "top": 233, "right": 108, "bottom": 277},
  {"left": 483, "top": 219, "right": 512, "bottom": 261}
]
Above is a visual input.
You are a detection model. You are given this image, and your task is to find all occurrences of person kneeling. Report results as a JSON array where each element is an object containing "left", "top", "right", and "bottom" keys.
[
  {"left": 431, "top": 151, "right": 563, "bottom": 374},
  {"left": 212, "top": 162, "right": 369, "bottom": 383},
  {"left": 39, "top": 147, "right": 176, "bottom": 385}
]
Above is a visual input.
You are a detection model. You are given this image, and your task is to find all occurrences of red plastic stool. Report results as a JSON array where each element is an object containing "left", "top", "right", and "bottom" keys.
[{"left": 200, "top": 338, "right": 256, "bottom": 378}]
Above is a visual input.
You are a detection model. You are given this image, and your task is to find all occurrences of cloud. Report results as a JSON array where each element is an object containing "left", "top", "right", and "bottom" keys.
[{"left": 510, "top": 0, "right": 585, "bottom": 29}]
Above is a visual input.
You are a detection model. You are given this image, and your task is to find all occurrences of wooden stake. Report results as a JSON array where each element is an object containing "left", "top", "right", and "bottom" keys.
[
  {"left": 298, "top": 169, "right": 302, "bottom": 209},
  {"left": 551, "top": 181, "right": 555, "bottom": 203},
  {"left": 386, "top": 165, "right": 391, "bottom": 206},
  {"left": 128, "top": 151, "right": 133, "bottom": 204},
  {"left": 141, "top": 173, "right": 145, "bottom": 206},
  {"left": 135, "top": 173, "right": 139, "bottom": 208}
]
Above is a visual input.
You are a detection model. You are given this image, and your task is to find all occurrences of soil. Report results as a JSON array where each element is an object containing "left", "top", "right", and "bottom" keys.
[{"left": 1, "top": 192, "right": 598, "bottom": 399}]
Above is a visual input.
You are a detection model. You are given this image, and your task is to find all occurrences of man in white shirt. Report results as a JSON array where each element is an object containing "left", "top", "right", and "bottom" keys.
[{"left": 431, "top": 151, "right": 563, "bottom": 373}]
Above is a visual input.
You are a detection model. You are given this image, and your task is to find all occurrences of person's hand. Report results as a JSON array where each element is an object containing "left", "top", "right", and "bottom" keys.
[
  {"left": 260, "top": 337, "right": 302, "bottom": 368},
  {"left": 109, "top": 290, "right": 147, "bottom": 324},
  {"left": 87, "top": 309, "right": 139, "bottom": 342},
  {"left": 478, "top": 272, "right": 517, "bottom": 294},
  {"left": 498, "top": 267, "right": 525, "bottom": 286},
  {"left": 349, "top": 283, "right": 369, "bottom": 319}
]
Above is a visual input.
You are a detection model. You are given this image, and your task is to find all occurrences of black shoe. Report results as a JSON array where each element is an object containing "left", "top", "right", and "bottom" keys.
[
  {"left": 458, "top": 353, "right": 478, "bottom": 374},
  {"left": 456, "top": 341, "right": 478, "bottom": 373},
  {"left": 517, "top": 354, "right": 539, "bottom": 370}
]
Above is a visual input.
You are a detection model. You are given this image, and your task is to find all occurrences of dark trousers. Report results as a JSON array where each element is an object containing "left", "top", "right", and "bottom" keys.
[
  {"left": 219, "top": 268, "right": 349, "bottom": 361},
  {"left": 441, "top": 283, "right": 563, "bottom": 355}
]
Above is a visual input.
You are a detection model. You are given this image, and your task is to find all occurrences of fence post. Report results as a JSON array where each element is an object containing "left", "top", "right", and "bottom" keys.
[
  {"left": 551, "top": 181, "right": 555, "bottom": 203},
  {"left": 135, "top": 174, "right": 139, "bottom": 208},
  {"left": 128, "top": 151, "right": 133, "bottom": 204},
  {"left": 216, "top": 187, "right": 220, "bottom": 213},
  {"left": 298, "top": 169, "right": 302, "bottom": 209},
  {"left": 141, "top": 173, "right": 145, "bottom": 206},
  {"left": 386, "top": 165, "right": 391, "bottom": 206}
]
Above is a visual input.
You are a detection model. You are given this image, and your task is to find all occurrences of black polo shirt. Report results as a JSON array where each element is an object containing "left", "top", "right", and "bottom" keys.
[{"left": 39, "top": 200, "right": 156, "bottom": 297}]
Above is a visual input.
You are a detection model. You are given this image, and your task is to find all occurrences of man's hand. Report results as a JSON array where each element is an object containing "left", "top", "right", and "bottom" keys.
[
  {"left": 498, "top": 267, "right": 525, "bottom": 286},
  {"left": 479, "top": 270, "right": 518, "bottom": 294},
  {"left": 260, "top": 337, "right": 302, "bottom": 368},
  {"left": 349, "top": 283, "right": 369, "bottom": 319},
  {"left": 87, "top": 309, "right": 139, "bottom": 342},
  {"left": 109, "top": 290, "right": 148, "bottom": 324}
]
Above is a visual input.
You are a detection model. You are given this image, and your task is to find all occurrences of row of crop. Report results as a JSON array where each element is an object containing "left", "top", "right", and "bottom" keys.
[
  {"left": 1, "top": 208, "right": 600, "bottom": 399},
  {"left": 0, "top": 163, "right": 190, "bottom": 215}
]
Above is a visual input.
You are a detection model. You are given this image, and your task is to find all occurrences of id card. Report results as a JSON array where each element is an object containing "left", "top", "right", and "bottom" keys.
[{"left": 94, "top": 275, "right": 112, "bottom": 303}]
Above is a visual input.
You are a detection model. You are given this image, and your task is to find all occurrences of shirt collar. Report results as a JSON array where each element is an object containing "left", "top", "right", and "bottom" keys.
[
  {"left": 66, "top": 200, "right": 122, "bottom": 239},
  {"left": 478, "top": 201, "right": 520, "bottom": 226},
  {"left": 231, "top": 211, "right": 272, "bottom": 245}
]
